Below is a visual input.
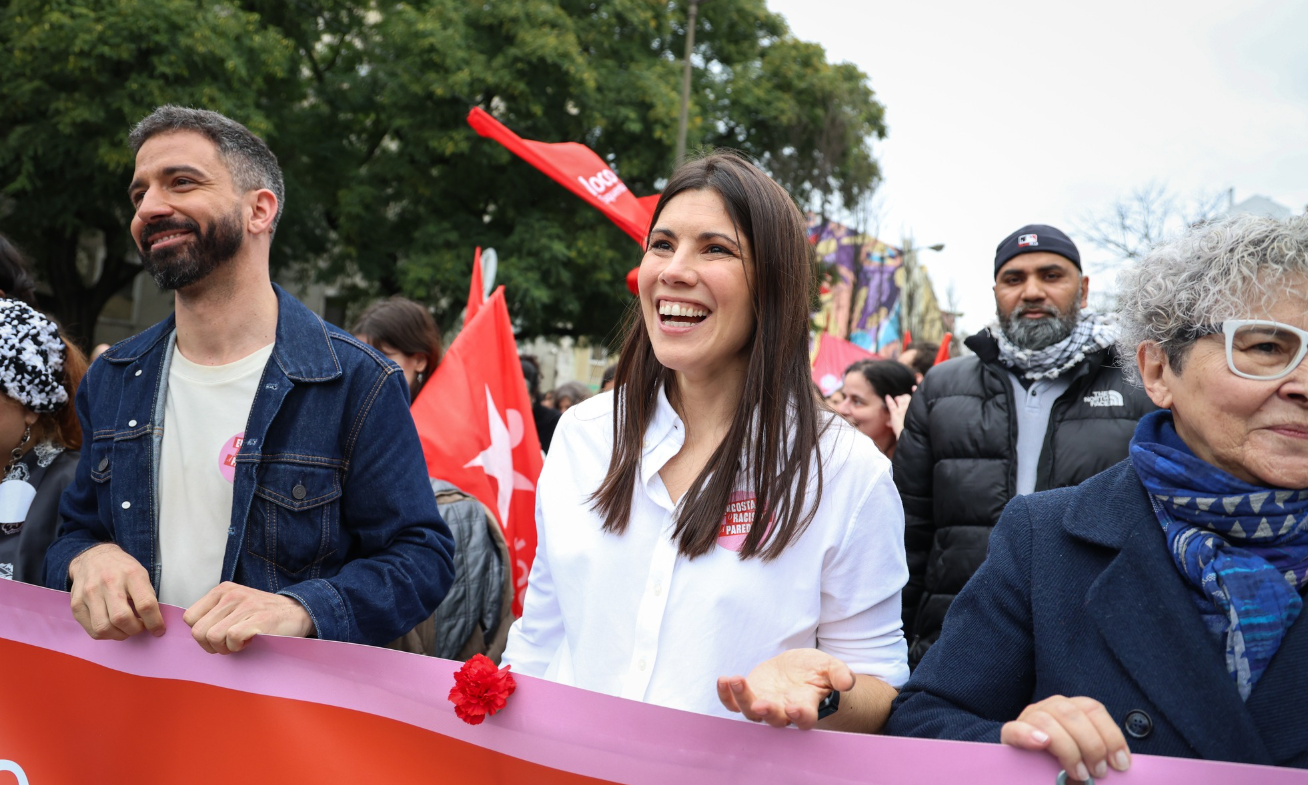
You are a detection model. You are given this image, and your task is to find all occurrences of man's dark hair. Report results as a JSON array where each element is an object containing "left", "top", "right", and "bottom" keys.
[
  {"left": 903, "top": 342, "right": 938, "bottom": 377},
  {"left": 129, "top": 105, "right": 285, "bottom": 234},
  {"left": 520, "top": 355, "right": 541, "bottom": 402},
  {"left": 601, "top": 364, "right": 617, "bottom": 387},
  {"left": 0, "top": 234, "right": 39, "bottom": 307}
]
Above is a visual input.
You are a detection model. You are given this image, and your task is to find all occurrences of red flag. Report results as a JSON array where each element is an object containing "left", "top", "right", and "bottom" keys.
[
  {"left": 812, "top": 333, "right": 875, "bottom": 396},
  {"left": 412, "top": 287, "right": 543, "bottom": 615},
  {"left": 467, "top": 247, "right": 485, "bottom": 323},
  {"left": 467, "top": 107, "right": 657, "bottom": 245},
  {"left": 934, "top": 333, "right": 953, "bottom": 365}
]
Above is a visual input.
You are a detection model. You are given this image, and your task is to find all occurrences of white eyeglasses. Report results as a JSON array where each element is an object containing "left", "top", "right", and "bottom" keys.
[{"left": 1191, "top": 320, "right": 1308, "bottom": 381}]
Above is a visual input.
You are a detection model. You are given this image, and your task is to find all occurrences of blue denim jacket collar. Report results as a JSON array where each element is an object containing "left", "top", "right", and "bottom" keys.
[{"left": 100, "top": 284, "right": 343, "bottom": 384}]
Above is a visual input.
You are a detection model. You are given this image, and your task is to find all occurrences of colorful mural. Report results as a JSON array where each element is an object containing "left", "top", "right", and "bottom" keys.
[{"left": 809, "top": 214, "right": 904, "bottom": 353}]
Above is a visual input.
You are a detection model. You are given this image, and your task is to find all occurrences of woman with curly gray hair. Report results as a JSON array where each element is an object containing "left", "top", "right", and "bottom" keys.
[{"left": 887, "top": 213, "right": 1308, "bottom": 774}]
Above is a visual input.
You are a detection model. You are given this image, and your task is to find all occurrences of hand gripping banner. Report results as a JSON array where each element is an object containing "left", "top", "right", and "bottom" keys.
[{"left": 0, "top": 581, "right": 1301, "bottom": 784}]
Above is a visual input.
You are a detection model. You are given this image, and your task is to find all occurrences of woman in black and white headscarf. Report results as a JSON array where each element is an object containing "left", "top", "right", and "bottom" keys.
[{"left": 0, "top": 300, "right": 87, "bottom": 584}]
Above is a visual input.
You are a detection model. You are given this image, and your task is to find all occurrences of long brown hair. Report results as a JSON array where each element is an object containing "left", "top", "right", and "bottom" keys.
[
  {"left": 590, "top": 151, "right": 824, "bottom": 561},
  {"left": 351, "top": 296, "right": 442, "bottom": 398},
  {"left": 37, "top": 337, "right": 87, "bottom": 451}
]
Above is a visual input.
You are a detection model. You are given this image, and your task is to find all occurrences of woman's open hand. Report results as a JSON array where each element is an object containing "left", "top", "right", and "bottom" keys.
[{"left": 716, "top": 648, "right": 855, "bottom": 730}]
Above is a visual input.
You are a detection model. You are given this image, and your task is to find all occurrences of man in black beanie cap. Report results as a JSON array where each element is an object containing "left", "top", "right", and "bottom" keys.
[{"left": 887, "top": 222, "right": 1155, "bottom": 670}]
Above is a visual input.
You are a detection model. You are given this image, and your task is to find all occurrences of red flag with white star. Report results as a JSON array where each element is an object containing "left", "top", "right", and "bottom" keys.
[{"left": 412, "top": 286, "right": 542, "bottom": 616}]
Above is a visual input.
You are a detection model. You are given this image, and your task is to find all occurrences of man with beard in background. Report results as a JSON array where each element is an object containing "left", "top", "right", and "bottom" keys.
[
  {"left": 890, "top": 224, "right": 1154, "bottom": 669},
  {"left": 46, "top": 106, "right": 455, "bottom": 654}
]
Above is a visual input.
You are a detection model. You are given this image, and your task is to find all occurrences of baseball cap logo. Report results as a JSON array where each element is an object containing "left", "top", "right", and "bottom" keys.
[{"left": 1018, "top": 233, "right": 1039, "bottom": 247}]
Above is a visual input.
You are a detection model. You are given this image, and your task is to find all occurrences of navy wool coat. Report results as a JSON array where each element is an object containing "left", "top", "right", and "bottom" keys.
[{"left": 884, "top": 460, "right": 1308, "bottom": 768}]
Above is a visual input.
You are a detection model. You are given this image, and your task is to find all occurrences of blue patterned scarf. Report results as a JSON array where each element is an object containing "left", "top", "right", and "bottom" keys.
[{"left": 1130, "top": 410, "right": 1308, "bottom": 699}]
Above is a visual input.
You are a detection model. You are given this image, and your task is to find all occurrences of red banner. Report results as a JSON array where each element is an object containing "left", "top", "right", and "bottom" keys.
[{"left": 1, "top": 581, "right": 1296, "bottom": 785}]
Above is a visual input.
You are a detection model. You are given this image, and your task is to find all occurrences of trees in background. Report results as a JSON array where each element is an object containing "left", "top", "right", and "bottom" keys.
[{"left": 1, "top": 0, "right": 887, "bottom": 346}]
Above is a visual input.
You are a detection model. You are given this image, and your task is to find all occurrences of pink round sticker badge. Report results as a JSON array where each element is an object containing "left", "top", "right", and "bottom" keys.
[
  {"left": 717, "top": 491, "right": 757, "bottom": 552},
  {"left": 218, "top": 433, "right": 244, "bottom": 483}
]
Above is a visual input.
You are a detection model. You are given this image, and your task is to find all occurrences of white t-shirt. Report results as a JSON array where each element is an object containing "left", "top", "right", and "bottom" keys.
[
  {"left": 157, "top": 340, "right": 274, "bottom": 608},
  {"left": 502, "top": 387, "right": 909, "bottom": 720}
]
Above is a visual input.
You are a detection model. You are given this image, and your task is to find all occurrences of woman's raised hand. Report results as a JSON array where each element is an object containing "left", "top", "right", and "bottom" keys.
[
  {"left": 716, "top": 648, "right": 855, "bottom": 730},
  {"left": 1001, "top": 695, "right": 1131, "bottom": 782},
  {"left": 886, "top": 391, "right": 914, "bottom": 439}
]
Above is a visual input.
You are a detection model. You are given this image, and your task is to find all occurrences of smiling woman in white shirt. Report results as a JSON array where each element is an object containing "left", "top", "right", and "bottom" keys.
[{"left": 502, "top": 151, "right": 908, "bottom": 732}]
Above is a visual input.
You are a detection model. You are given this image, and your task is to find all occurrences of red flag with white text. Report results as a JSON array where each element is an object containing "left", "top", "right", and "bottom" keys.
[
  {"left": 467, "top": 107, "right": 657, "bottom": 245},
  {"left": 412, "top": 287, "right": 542, "bottom": 615}
]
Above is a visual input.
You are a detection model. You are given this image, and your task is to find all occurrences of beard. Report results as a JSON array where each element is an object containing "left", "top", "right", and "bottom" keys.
[
  {"left": 139, "top": 208, "right": 244, "bottom": 291},
  {"left": 999, "top": 299, "right": 1081, "bottom": 351}
]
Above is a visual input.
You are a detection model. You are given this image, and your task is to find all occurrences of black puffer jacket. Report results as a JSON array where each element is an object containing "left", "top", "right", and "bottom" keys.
[{"left": 891, "top": 329, "right": 1156, "bottom": 668}]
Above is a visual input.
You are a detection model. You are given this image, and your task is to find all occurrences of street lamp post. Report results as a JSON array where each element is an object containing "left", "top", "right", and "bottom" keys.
[
  {"left": 674, "top": 0, "right": 707, "bottom": 167},
  {"left": 899, "top": 240, "right": 945, "bottom": 348}
]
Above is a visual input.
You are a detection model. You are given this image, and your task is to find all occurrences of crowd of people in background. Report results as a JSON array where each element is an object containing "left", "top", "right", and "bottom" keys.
[{"left": 2, "top": 104, "right": 1307, "bottom": 777}]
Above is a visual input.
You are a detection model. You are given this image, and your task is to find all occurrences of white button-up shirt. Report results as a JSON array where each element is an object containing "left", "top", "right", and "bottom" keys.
[{"left": 503, "top": 388, "right": 909, "bottom": 719}]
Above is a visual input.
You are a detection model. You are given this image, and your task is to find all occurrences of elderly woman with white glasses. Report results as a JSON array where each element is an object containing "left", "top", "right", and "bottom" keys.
[{"left": 886, "top": 213, "right": 1308, "bottom": 776}]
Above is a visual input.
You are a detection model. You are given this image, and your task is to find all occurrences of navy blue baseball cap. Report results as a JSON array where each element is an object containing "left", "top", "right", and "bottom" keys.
[{"left": 994, "top": 224, "right": 1081, "bottom": 278}]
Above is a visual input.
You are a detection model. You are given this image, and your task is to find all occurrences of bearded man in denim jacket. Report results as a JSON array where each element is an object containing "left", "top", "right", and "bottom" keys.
[{"left": 45, "top": 106, "right": 455, "bottom": 653}]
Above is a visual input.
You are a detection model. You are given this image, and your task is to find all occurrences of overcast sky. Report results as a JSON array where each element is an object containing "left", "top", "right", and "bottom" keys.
[{"left": 767, "top": 0, "right": 1308, "bottom": 336}]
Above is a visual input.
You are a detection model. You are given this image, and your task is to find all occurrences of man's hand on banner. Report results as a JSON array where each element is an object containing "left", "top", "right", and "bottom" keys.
[
  {"left": 1001, "top": 695, "right": 1132, "bottom": 783},
  {"left": 183, "top": 582, "right": 315, "bottom": 655},
  {"left": 68, "top": 542, "right": 165, "bottom": 641},
  {"left": 716, "top": 648, "right": 862, "bottom": 731}
]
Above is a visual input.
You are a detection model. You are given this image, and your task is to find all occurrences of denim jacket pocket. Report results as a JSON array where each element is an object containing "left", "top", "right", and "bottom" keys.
[
  {"left": 249, "top": 461, "right": 341, "bottom": 581},
  {"left": 89, "top": 439, "right": 113, "bottom": 484}
]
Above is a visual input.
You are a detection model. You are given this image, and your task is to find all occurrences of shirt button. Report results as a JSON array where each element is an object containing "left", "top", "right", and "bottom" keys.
[
  {"left": 128, "top": 420, "right": 137, "bottom": 427},
  {"left": 292, "top": 484, "right": 308, "bottom": 501},
  {"left": 638, "top": 658, "right": 647, "bottom": 671},
  {"left": 121, "top": 501, "right": 131, "bottom": 510},
  {"left": 134, "top": 370, "right": 142, "bottom": 377},
  {"left": 653, "top": 580, "right": 663, "bottom": 596}
]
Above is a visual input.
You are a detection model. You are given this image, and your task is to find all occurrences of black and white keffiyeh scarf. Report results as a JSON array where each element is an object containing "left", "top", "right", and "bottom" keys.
[{"left": 992, "top": 312, "right": 1117, "bottom": 381}]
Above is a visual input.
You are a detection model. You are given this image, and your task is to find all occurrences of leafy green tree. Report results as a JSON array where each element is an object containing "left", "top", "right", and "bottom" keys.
[
  {"left": 0, "top": 0, "right": 297, "bottom": 345},
  {"left": 1, "top": 0, "right": 886, "bottom": 345}
]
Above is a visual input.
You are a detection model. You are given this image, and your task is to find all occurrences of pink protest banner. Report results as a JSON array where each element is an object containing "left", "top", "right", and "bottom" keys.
[{"left": 0, "top": 580, "right": 1301, "bottom": 784}]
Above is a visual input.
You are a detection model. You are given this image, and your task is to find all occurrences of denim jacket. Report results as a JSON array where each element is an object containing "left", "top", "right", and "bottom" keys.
[{"left": 45, "top": 285, "right": 455, "bottom": 645}]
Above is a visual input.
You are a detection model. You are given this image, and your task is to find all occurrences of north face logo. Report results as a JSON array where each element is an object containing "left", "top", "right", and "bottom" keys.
[{"left": 1085, "top": 390, "right": 1124, "bottom": 407}]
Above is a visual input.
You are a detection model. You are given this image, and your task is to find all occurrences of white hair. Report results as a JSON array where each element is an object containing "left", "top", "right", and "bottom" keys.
[{"left": 1115, "top": 212, "right": 1308, "bottom": 384}]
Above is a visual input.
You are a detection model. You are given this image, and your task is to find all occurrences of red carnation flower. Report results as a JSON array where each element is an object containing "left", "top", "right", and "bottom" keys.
[{"left": 448, "top": 654, "right": 517, "bottom": 725}]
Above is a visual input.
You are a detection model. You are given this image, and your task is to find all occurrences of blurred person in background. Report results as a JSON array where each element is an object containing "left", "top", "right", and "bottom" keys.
[
  {"left": 352, "top": 296, "right": 441, "bottom": 402},
  {"left": 0, "top": 302, "right": 87, "bottom": 584},
  {"left": 522, "top": 356, "right": 560, "bottom": 453},
  {"left": 0, "top": 234, "right": 40, "bottom": 307},
  {"left": 835, "top": 360, "right": 916, "bottom": 459},
  {"left": 552, "top": 380, "right": 591, "bottom": 413},
  {"left": 898, "top": 341, "right": 938, "bottom": 384},
  {"left": 892, "top": 224, "right": 1154, "bottom": 668},
  {"left": 601, "top": 364, "right": 617, "bottom": 392}
]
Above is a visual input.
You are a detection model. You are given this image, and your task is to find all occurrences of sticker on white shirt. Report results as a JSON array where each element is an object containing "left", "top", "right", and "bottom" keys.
[
  {"left": 219, "top": 432, "right": 244, "bottom": 483},
  {"left": 718, "top": 491, "right": 763, "bottom": 552}
]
